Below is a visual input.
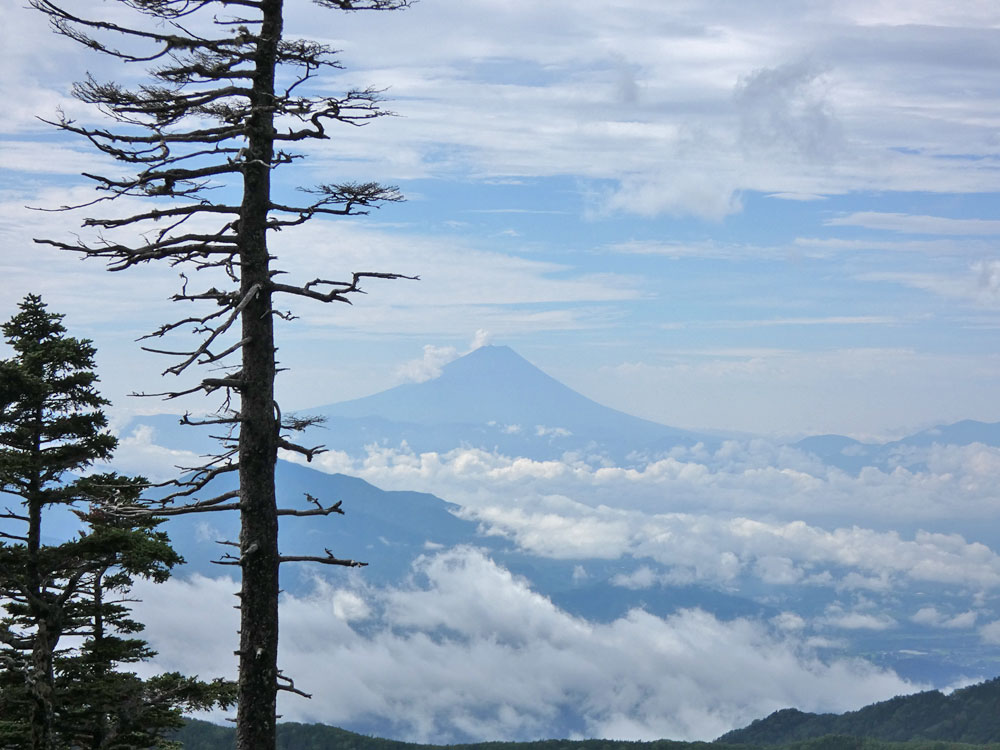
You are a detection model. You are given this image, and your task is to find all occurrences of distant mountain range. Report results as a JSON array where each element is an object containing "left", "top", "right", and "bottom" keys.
[
  {"left": 124, "top": 344, "right": 1000, "bottom": 467},
  {"left": 793, "top": 420, "right": 1000, "bottom": 475}
]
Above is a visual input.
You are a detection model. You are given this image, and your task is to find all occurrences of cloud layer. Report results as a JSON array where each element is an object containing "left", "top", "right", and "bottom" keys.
[{"left": 134, "top": 548, "right": 916, "bottom": 742}]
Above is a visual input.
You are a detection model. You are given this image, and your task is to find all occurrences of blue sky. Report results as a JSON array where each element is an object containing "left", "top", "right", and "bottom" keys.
[{"left": 3, "top": 1, "right": 1000, "bottom": 437}]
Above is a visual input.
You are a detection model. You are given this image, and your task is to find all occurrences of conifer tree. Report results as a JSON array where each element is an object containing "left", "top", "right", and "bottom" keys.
[
  {"left": 0, "top": 297, "right": 233, "bottom": 749},
  {"left": 0, "top": 293, "right": 118, "bottom": 750},
  {"left": 52, "top": 475, "right": 235, "bottom": 750}
]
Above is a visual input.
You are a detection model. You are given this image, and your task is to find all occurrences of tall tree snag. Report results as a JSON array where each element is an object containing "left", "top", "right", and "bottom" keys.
[{"left": 28, "top": 2, "right": 414, "bottom": 748}]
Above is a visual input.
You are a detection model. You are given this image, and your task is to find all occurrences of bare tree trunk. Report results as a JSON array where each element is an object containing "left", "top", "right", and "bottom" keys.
[
  {"left": 29, "top": 620, "right": 57, "bottom": 750},
  {"left": 27, "top": 411, "right": 56, "bottom": 750},
  {"left": 236, "top": 1, "right": 281, "bottom": 748}
]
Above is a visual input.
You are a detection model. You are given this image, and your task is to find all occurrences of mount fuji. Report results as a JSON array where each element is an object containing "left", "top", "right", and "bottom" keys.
[{"left": 300, "top": 345, "right": 715, "bottom": 461}]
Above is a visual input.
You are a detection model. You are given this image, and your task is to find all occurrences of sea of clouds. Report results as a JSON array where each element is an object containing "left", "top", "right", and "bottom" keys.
[{"left": 121, "top": 431, "right": 1000, "bottom": 742}]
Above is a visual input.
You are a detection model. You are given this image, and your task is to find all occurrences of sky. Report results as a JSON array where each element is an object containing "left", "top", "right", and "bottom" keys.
[
  {"left": 5, "top": 1, "right": 1000, "bottom": 743},
  {"left": 2, "top": 0, "right": 1000, "bottom": 438}
]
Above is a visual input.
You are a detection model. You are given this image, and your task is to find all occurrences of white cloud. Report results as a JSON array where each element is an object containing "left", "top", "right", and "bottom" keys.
[
  {"left": 735, "top": 59, "right": 844, "bottom": 162},
  {"left": 772, "top": 612, "right": 807, "bottom": 632},
  {"left": 133, "top": 548, "right": 917, "bottom": 742},
  {"left": 600, "top": 171, "right": 744, "bottom": 222},
  {"left": 12, "top": 0, "right": 1000, "bottom": 218},
  {"left": 755, "top": 556, "right": 804, "bottom": 585},
  {"left": 611, "top": 566, "right": 659, "bottom": 590},
  {"left": 301, "top": 439, "right": 1000, "bottom": 528},
  {"left": 820, "top": 609, "right": 897, "bottom": 631},
  {"left": 109, "top": 423, "right": 204, "bottom": 482},
  {"left": 860, "top": 265, "right": 1000, "bottom": 309},
  {"left": 470, "top": 329, "right": 493, "bottom": 349},
  {"left": 911, "top": 607, "right": 978, "bottom": 629},
  {"left": 279, "top": 438, "right": 1000, "bottom": 602},
  {"left": 392, "top": 331, "right": 500, "bottom": 383},
  {"left": 394, "top": 344, "right": 460, "bottom": 383},
  {"left": 535, "top": 425, "right": 572, "bottom": 438}
]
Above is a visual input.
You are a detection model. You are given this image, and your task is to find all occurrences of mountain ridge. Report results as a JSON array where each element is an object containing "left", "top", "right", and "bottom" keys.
[
  {"left": 792, "top": 419, "right": 1000, "bottom": 474},
  {"left": 716, "top": 677, "right": 1000, "bottom": 744}
]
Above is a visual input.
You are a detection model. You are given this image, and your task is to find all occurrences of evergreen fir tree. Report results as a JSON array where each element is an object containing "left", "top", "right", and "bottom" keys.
[
  {"left": 0, "top": 293, "right": 117, "bottom": 749},
  {"left": 54, "top": 475, "right": 235, "bottom": 750},
  {"left": 0, "top": 296, "right": 233, "bottom": 749}
]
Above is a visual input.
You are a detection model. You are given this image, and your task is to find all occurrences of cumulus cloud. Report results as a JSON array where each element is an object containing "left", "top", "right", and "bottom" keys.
[
  {"left": 394, "top": 344, "right": 461, "bottom": 383},
  {"left": 912, "top": 607, "right": 978, "bottom": 629},
  {"left": 278, "top": 438, "right": 1000, "bottom": 604},
  {"left": 471, "top": 502, "right": 1000, "bottom": 593},
  {"left": 108, "top": 424, "right": 204, "bottom": 482},
  {"left": 392, "top": 330, "right": 502, "bottom": 383},
  {"left": 298, "top": 439, "right": 1000, "bottom": 527},
  {"left": 133, "top": 548, "right": 917, "bottom": 743}
]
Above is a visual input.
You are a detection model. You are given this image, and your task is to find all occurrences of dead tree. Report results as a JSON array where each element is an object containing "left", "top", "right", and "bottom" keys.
[{"left": 29, "top": 1, "right": 413, "bottom": 748}]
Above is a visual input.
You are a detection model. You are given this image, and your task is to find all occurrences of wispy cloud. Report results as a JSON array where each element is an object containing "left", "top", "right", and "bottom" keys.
[
  {"left": 827, "top": 212, "right": 1000, "bottom": 235},
  {"left": 667, "top": 316, "right": 901, "bottom": 329}
]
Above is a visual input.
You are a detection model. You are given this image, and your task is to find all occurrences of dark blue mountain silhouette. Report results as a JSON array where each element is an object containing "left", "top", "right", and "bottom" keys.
[
  {"left": 160, "top": 460, "right": 488, "bottom": 586},
  {"left": 158, "top": 459, "right": 767, "bottom": 624}
]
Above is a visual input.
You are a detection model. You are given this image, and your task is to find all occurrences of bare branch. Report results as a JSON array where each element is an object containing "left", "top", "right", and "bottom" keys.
[
  {"left": 276, "top": 438, "right": 325, "bottom": 462},
  {"left": 276, "top": 671, "right": 311, "bottom": 699},
  {"left": 162, "top": 283, "right": 260, "bottom": 376},
  {"left": 276, "top": 493, "right": 343, "bottom": 517},
  {"left": 270, "top": 271, "right": 419, "bottom": 304},
  {"left": 278, "top": 549, "right": 366, "bottom": 567}
]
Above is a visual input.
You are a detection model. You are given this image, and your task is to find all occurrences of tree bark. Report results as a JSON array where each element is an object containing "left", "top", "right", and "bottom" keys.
[
  {"left": 29, "top": 619, "right": 57, "bottom": 750},
  {"left": 27, "top": 406, "right": 56, "bottom": 750},
  {"left": 235, "top": 1, "right": 282, "bottom": 748}
]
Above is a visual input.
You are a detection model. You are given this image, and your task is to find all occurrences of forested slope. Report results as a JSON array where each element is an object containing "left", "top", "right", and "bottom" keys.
[
  {"left": 174, "top": 720, "right": 1000, "bottom": 750},
  {"left": 717, "top": 678, "right": 1000, "bottom": 744}
]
